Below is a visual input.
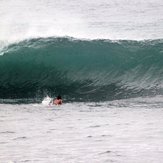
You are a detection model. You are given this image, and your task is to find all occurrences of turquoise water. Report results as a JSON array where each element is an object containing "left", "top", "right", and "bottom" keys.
[{"left": 0, "top": 38, "right": 163, "bottom": 102}]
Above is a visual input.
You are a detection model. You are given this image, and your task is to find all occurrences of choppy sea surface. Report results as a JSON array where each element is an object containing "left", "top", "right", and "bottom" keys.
[{"left": 1, "top": 96, "right": 163, "bottom": 163}]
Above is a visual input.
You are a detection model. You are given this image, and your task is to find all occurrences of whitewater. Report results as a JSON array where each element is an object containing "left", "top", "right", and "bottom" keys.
[
  {"left": 1, "top": 98, "right": 163, "bottom": 163},
  {"left": 0, "top": 0, "right": 163, "bottom": 43},
  {"left": 0, "top": 0, "right": 163, "bottom": 163}
]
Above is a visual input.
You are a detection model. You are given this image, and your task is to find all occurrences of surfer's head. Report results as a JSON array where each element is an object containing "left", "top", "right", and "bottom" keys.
[{"left": 57, "top": 95, "right": 61, "bottom": 99}]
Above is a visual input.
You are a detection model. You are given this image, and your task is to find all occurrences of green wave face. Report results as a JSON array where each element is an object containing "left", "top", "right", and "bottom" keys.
[{"left": 0, "top": 37, "right": 163, "bottom": 103}]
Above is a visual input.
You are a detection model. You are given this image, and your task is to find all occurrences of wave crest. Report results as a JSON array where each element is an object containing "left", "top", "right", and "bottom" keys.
[{"left": 0, "top": 37, "right": 163, "bottom": 103}]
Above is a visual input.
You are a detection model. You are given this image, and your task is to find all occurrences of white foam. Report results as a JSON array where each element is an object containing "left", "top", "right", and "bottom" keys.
[
  {"left": 41, "top": 96, "right": 52, "bottom": 106},
  {"left": 0, "top": 97, "right": 163, "bottom": 162},
  {"left": 0, "top": 0, "right": 163, "bottom": 44}
]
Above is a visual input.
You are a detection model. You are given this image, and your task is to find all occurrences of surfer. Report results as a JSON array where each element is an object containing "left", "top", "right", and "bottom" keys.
[{"left": 53, "top": 95, "right": 62, "bottom": 105}]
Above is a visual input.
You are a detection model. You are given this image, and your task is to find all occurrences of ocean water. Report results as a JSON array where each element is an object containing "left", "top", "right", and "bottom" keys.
[
  {"left": 0, "top": 0, "right": 163, "bottom": 162},
  {"left": 1, "top": 97, "right": 163, "bottom": 163}
]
